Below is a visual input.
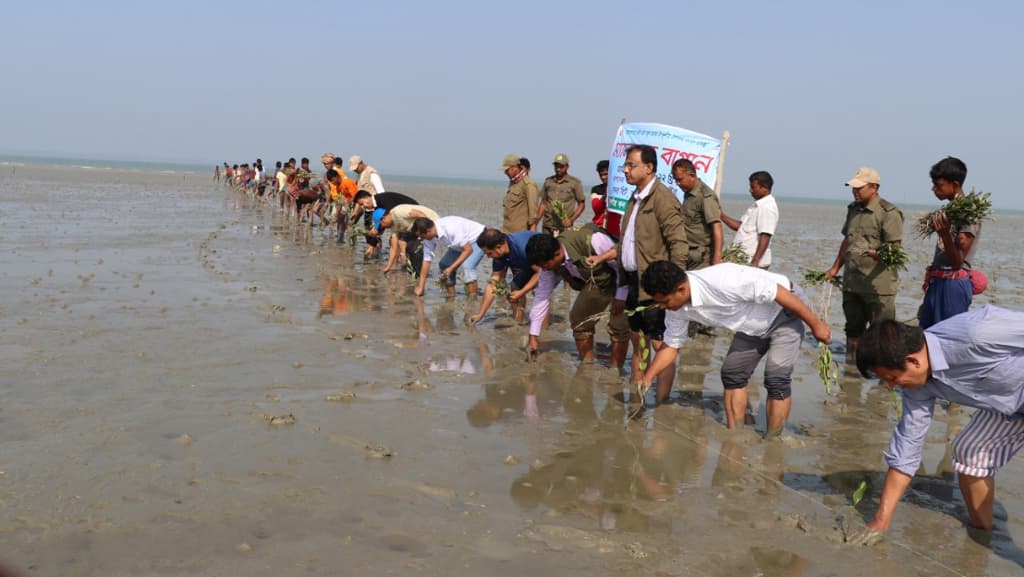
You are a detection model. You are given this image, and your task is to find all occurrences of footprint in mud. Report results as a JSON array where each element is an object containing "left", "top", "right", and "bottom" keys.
[
  {"left": 365, "top": 444, "right": 396, "bottom": 459},
  {"left": 377, "top": 533, "right": 430, "bottom": 557},
  {"left": 265, "top": 413, "right": 296, "bottom": 426}
]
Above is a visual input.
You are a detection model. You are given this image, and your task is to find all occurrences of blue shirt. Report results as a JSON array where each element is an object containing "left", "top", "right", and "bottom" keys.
[
  {"left": 885, "top": 305, "right": 1024, "bottom": 476},
  {"left": 492, "top": 231, "right": 540, "bottom": 273}
]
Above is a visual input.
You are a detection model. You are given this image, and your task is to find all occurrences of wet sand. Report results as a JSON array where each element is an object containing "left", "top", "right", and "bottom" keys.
[{"left": 1, "top": 163, "right": 1023, "bottom": 576}]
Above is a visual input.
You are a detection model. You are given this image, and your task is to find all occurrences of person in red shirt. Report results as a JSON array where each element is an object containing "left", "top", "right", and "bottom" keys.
[{"left": 590, "top": 160, "right": 619, "bottom": 235}]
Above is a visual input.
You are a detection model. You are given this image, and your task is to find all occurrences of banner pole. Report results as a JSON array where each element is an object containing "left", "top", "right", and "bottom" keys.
[{"left": 713, "top": 130, "right": 730, "bottom": 199}]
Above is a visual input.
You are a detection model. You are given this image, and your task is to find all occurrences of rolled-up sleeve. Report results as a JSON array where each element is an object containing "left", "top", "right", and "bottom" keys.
[
  {"left": 883, "top": 391, "right": 935, "bottom": 476},
  {"left": 661, "top": 309, "right": 689, "bottom": 350},
  {"left": 529, "top": 270, "right": 557, "bottom": 336},
  {"left": 422, "top": 239, "right": 437, "bottom": 262},
  {"left": 750, "top": 277, "right": 780, "bottom": 304}
]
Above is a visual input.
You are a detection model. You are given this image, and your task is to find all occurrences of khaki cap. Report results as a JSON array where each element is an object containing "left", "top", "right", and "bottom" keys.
[
  {"left": 501, "top": 153, "right": 520, "bottom": 171},
  {"left": 348, "top": 155, "right": 363, "bottom": 170},
  {"left": 552, "top": 153, "right": 570, "bottom": 165},
  {"left": 845, "top": 166, "right": 880, "bottom": 187}
]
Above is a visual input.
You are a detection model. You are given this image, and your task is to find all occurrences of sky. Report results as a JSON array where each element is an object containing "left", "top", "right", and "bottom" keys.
[{"left": 4, "top": 0, "right": 1022, "bottom": 208}]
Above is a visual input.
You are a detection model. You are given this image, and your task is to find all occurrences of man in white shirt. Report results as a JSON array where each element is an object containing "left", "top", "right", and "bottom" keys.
[
  {"left": 411, "top": 216, "right": 487, "bottom": 297},
  {"left": 720, "top": 171, "right": 779, "bottom": 269},
  {"left": 639, "top": 261, "right": 831, "bottom": 436}
]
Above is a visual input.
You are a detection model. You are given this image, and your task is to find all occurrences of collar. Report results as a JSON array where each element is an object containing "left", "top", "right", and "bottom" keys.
[
  {"left": 924, "top": 332, "right": 949, "bottom": 375},
  {"left": 634, "top": 178, "right": 656, "bottom": 200},
  {"left": 857, "top": 195, "right": 882, "bottom": 212},
  {"left": 754, "top": 194, "right": 773, "bottom": 206}
]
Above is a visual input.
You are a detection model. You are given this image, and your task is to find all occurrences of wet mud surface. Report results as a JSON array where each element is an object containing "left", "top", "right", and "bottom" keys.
[{"left": 0, "top": 164, "right": 1022, "bottom": 576}]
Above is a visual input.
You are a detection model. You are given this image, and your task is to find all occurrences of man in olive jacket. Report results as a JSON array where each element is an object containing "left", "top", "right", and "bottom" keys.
[{"left": 616, "top": 144, "right": 689, "bottom": 397}]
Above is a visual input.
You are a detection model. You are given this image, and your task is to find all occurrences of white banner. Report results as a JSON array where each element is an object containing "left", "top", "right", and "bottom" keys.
[{"left": 607, "top": 122, "right": 722, "bottom": 214}]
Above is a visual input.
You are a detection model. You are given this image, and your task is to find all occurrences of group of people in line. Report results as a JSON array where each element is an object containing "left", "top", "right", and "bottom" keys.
[{"left": 217, "top": 149, "right": 1022, "bottom": 544}]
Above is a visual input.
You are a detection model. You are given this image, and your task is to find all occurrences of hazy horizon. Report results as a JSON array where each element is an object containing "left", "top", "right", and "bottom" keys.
[{"left": 5, "top": 1, "right": 1022, "bottom": 209}]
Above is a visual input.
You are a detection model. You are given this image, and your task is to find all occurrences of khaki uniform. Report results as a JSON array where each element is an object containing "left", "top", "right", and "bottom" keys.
[
  {"left": 356, "top": 166, "right": 382, "bottom": 194},
  {"left": 839, "top": 195, "right": 904, "bottom": 335},
  {"left": 502, "top": 176, "right": 539, "bottom": 233},
  {"left": 681, "top": 179, "right": 722, "bottom": 269},
  {"left": 540, "top": 174, "right": 585, "bottom": 233}
]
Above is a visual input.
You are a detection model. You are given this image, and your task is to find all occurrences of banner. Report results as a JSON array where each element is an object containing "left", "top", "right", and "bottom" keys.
[{"left": 606, "top": 122, "right": 722, "bottom": 214}]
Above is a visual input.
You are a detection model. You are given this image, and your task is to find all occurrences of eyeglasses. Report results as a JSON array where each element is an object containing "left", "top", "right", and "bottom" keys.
[{"left": 624, "top": 162, "right": 644, "bottom": 170}]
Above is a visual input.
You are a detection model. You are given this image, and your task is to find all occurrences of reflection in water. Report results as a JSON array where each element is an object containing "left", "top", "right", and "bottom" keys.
[
  {"left": 697, "top": 546, "right": 812, "bottom": 577},
  {"left": 427, "top": 342, "right": 493, "bottom": 375},
  {"left": 318, "top": 277, "right": 351, "bottom": 317},
  {"left": 508, "top": 421, "right": 709, "bottom": 533}
]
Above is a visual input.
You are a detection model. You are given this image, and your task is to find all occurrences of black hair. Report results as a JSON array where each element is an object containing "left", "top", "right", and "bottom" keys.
[
  {"left": 300, "top": 157, "right": 310, "bottom": 165},
  {"left": 332, "top": 157, "right": 344, "bottom": 167},
  {"left": 525, "top": 234, "right": 560, "bottom": 266},
  {"left": 749, "top": 171, "right": 774, "bottom": 190},
  {"left": 325, "top": 169, "right": 339, "bottom": 180},
  {"left": 353, "top": 190, "right": 372, "bottom": 203},
  {"left": 476, "top": 228, "right": 507, "bottom": 250},
  {"left": 596, "top": 160, "right": 609, "bottom": 172},
  {"left": 672, "top": 158, "right": 696, "bottom": 175},
  {"left": 519, "top": 157, "right": 531, "bottom": 169},
  {"left": 275, "top": 161, "right": 282, "bottom": 168},
  {"left": 640, "top": 260, "right": 688, "bottom": 296},
  {"left": 856, "top": 320, "right": 927, "bottom": 379},
  {"left": 626, "top": 145, "right": 658, "bottom": 172},
  {"left": 411, "top": 217, "right": 436, "bottom": 236},
  {"left": 929, "top": 156, "right": 967, "bottom": 185}
]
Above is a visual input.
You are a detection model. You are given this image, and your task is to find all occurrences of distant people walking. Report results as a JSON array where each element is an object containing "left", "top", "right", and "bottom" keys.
[
  {"left": 825, "top": 167, "right": 904, "bottom": 361},
  {"left": 720, "top": 171, "right": 779, "bottom": 268}
]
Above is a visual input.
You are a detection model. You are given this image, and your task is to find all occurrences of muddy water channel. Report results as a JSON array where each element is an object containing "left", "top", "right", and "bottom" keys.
[{"left": 0, "top": 164, "right": 1022, "bottom": 576}]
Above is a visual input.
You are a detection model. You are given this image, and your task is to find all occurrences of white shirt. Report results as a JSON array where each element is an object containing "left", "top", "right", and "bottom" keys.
[
  {"left": 662, "top": 263, "right": 790, "bottom": 349},
  {"left": 732, "top": 194, "right": 779, "bottom": 266},
  {"left": 620, "top": 177, "right": 657, "bottom": 272},
  {"left": 368, "top": 172, "right": 385, "bottom": 195},
  {"left": 422, "top": 216, "right": 486, "bottom": 261}
]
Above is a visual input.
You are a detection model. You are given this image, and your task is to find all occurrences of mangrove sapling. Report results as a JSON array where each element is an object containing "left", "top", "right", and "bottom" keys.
[
  {"left": 816, "top": 343, "right": 840, "bottom": 395},
  {"left": 551, "top": 200, "right": 570, "bottom": 223},
  {"left": 851, "top": 480, "right": 869, "bottom": 508},
  {"left": 802, "top": 270, "right": 842, "bottom": 288},
  {"left": 915, "top": 190, "right": 993, "bottom": 239},
  {"left": 875, "top": 243, "right": 909, "bottom": 272},
  {"left": 721, "top": 244, "right": 750, "bottom": 265}
]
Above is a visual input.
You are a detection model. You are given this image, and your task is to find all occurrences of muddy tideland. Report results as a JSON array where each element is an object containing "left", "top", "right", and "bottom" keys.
[{"left": 1, "top": 163, "right": 1022, "bottom": 576}]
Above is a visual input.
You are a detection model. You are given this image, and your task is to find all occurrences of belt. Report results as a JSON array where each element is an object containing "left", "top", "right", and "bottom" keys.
[{"left": 926, "top": 267, "right": 968, "bottom": 280}]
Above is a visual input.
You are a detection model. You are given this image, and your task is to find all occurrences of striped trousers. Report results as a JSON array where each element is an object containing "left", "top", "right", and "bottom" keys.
[{"left": 952, "top": 408, "right": 1024, "bottom": 477}]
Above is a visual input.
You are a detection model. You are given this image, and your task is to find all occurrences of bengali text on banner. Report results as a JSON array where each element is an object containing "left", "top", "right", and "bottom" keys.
[{"left": 606, "top": 122, "right": 722, "bottom": 214}]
